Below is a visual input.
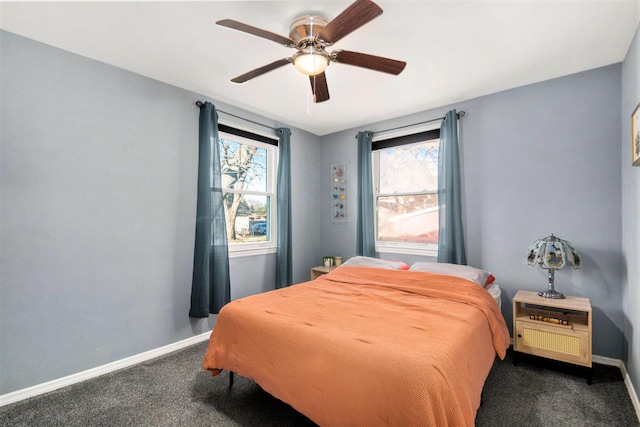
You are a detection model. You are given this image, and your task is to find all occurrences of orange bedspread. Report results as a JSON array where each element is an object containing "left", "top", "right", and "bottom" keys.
[{"left": 203, "top": 266, "right": 510, "bottom": 426}]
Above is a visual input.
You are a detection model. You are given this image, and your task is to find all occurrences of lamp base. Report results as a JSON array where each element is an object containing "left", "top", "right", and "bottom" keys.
[{"left": 538, "top": 289, "right": 566, "bottom": 299}]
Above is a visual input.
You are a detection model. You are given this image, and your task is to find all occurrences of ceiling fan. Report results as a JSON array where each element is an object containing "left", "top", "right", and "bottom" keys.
[{"left": 216, "top": 0, "right": 406, "bottom": 103}]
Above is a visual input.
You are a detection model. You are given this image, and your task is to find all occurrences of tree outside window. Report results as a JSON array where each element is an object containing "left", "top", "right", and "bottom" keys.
[{"left": 217, "top": 131, "right": 276, "bottom": 249}]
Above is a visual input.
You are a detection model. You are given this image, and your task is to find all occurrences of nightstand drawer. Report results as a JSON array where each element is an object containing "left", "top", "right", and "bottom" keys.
[{"left": 514, "top": 320, "right": 591, "bottom": 367}]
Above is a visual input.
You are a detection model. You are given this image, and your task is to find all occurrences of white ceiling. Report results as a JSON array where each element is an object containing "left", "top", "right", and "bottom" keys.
[{"left": 1, "top": 1, "right": 638, "bottom": 136}]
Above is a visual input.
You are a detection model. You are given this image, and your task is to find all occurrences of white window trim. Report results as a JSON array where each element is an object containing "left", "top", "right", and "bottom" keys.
[
  {"left": 376, "top": 242, "right": 438, "bottom": 258},
  {"left": 228, "top": 246, "right": 277, "bottom": 258},
  {"left": 372, "top": 121, "right": 441, "bottom": 256},
  {"left": 218, "top": 127, "right": 278, "bottom": 256}
]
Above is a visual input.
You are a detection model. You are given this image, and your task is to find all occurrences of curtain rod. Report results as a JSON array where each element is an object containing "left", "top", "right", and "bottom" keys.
[
  {"left": 364, "top": 111, "right": 466, "bottom": 137},
  {"left": 195, "top": 100, "right": 278, "bottom": 132}
]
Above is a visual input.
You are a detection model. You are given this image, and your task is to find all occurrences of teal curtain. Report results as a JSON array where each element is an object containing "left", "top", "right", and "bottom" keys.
[
  {"left": 189, "top": 102, "right": 231, "bottom": 317},
  {"left": 437, "top": 109, "right": 466, "bottom": 264},
  {"left": 356, "top": 131, "right": 376, "bottom": 257},
  {"left": 275, "top": 128, "right": 292, "bottom": 288}
]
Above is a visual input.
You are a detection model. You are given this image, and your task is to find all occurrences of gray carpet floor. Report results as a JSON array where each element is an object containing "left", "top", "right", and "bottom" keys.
[{"left": 1, "top": 341, "right": 638, "bottom": 426}]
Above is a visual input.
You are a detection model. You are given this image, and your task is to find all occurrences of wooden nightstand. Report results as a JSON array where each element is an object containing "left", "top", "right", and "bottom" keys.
[
  {"left": 513, "top": 290, "right": 592, "bottom": 374},
  {"left": 310, "top": 266, "right": 336, "bottom": 280}
]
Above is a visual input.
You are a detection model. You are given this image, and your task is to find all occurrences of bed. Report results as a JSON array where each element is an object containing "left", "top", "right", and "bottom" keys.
[{"left": 202, "top": 262, "right": 510, "bottom": 426}]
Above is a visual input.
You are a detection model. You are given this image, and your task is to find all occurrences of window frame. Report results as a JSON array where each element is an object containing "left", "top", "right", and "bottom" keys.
[
  {"left": 217, "top": 123, "right": 278, "bottom": 258},
  {"left": 372, "top": 122, "right": 441, "bottom": 257}
]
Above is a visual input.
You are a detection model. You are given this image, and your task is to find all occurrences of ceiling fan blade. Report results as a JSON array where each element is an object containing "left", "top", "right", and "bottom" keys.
[
  {"left": 332, "top": 50, "right": 406, "bottom": 75},
  {"left": 317, "top": 0, "right": 383, "bottom": 44},
  {"left": 217, "top": 19, "right": 295, "bottom": 47},
  {"left": 310, "top": 73, "right": 330, "bottom": 103},
  {"left": 231, "top": 58, "right": 292, "bottom": 83}
]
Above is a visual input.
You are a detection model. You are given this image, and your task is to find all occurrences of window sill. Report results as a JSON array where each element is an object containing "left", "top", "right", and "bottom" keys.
[
  {"left": 228, "top": 245, "right": 277, "bottom": 258},
  {"left": 375, "top": 244, "right": 438, "bottom": 258}
]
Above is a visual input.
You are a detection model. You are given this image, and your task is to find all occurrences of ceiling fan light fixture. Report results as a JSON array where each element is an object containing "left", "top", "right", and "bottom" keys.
[{"left": 293, "top": 53, "right": 329, "bottom": 76}]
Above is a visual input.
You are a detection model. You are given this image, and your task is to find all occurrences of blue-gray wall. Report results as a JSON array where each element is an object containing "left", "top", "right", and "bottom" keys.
[
  {"left": 621, "top": 20, "right": 640, "bottom": 406},
  {"left": 0, "top": 30, "right": 322, "bottom": 394},
  {"left": 319, "top": 64, "right": 624, "bottom": 360}
]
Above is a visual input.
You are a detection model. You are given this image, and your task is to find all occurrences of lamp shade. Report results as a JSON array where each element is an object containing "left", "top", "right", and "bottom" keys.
[
  {"left": 526, "top": 234, "right": 581, "bottom": 299},
  {"left": 526, "top": 234, "right": 581, "bottom": 270}
]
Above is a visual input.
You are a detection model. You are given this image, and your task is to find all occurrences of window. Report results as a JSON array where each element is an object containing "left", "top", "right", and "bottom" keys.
[
  {"left": 218, "top": 125, "right": 277, "bottom": 256},
  {"left": 373, "top": 126, "right": 440, "bottom": 256}
]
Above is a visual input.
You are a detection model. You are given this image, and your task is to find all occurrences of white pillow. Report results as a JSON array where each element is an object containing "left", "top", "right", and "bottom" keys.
[
  {"left": 342, "top": 256, "right": 409, "bottom": 270},
  {"left": 409, "top": 262, "right": 495, "bottom": 287}
]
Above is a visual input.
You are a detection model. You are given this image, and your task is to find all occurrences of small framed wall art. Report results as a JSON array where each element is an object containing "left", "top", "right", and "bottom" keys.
[
  {"left": 633, "top": 102, "right": 640, "bottom": 166},
  {"left": 331, "top": 163, "right": 347, "bottom": 222}
]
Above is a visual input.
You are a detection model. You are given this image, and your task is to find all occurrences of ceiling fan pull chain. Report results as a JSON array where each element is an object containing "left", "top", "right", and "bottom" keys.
[{"left": 307, "top": 75, "right": 312, "bottom": 115}]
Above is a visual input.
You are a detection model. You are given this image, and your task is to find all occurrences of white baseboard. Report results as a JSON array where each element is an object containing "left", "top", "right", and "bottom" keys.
[
  {"left": 617, "top": 359, "right": 640, "bottom": 423},
  {"left": 593, "top": 354, "right": 623, "bottom": 367},
  {"left": 0, "top": 332, "right": 211, "bottom": 408}
]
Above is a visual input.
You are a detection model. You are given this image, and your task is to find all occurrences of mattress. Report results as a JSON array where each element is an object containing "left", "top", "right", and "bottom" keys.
[{"left": 486, "top": 282, "right": 502, "bottom": 310}]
